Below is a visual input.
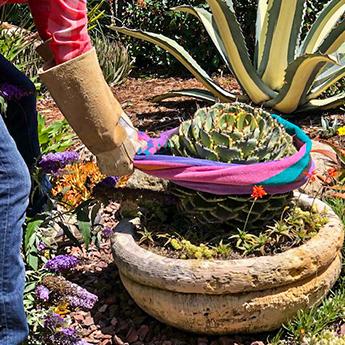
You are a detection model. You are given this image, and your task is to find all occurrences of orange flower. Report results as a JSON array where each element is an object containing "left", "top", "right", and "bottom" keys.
[
  {"left": 137, "top": 0, "right": 147, "bottom": 8},
  {"left": 304, "top": 170, "right": 317, "bottom": 182},
  {"left": 327, "top": 167, "right": 338, "bottom": 178},
  {"left": 251, "top": 185, "right": 267, "bottom": 200}
]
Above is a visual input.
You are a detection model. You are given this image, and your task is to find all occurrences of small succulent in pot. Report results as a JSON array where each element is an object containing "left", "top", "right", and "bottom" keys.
[{"left": 168, "top": 103, "right": 297, "bottom": 230}]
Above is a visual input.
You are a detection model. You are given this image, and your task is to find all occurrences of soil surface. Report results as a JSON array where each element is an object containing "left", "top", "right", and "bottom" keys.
[{"left": 39, "top": 75, "right": 344, "bottom": 345}]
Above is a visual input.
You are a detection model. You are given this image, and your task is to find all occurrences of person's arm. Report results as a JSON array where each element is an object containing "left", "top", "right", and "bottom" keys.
[{"left": 28, "top": 0, "right": 137, "bottom": 176}]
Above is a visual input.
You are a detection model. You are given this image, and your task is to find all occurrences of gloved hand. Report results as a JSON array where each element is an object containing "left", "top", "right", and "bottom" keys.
[{"left": 32, "top": 0, "right": 138, "bottom": 176}]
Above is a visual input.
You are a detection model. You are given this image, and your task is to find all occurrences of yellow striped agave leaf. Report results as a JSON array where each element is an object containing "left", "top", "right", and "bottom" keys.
[
  {"left": 266, "top": 54, "right": 339, "bottom": 113},
  {"left": 308, "top": 55, "right": 345, "bottom": 99},
  {"left": 114, "top": 0, "right": 345, "bottom": 114},
  {"left": 172, "top": 6, "right": 231, "bottom": 70},
  {"left": 258, "top": 0, "right": 306, "bottom": 90},
  {"left": 300, "top": 92, "right": 345, "bottom": 112},
  {"left": 299, "top": 0, "right": 345, "bottom": 54},
  {"left": 206, "top": 0, "right": 276, "bottom": 103},
  {"left": 255, "top": 0, "right": 273, "bottom": 68},
  {"left": 318, "top": 21, "right": 345, "bottom": 54},
  {"left": 111, "top": 27, "right": 237, "bottom": 102},
  {"left": 152, "top": 89, "right": 219, "bottom": 103}
]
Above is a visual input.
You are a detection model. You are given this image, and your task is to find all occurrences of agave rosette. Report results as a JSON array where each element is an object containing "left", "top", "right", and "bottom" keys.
[{"left": 112, "top": 0, "right": 345, "bottom": 113}]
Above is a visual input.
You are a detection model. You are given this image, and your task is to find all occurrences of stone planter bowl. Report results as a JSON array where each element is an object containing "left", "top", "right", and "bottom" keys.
[{"left": 111, "top": 194, "right": 344, "bottom": 334}]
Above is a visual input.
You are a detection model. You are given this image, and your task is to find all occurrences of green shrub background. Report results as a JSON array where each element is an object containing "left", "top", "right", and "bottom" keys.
[{"left": 114, "top": 0, "right": 327, "bottom": 74}]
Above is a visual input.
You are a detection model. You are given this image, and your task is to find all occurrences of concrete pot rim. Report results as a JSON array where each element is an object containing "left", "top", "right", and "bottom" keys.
[{"left": 111, "top": 193, "right": 344, "bottom": 294}]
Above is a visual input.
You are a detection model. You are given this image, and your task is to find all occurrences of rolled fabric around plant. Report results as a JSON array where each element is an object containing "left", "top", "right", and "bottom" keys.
[
  {"left": 48, "top": 0, "right": 92, "bottom": 64},
  {"left": 134, "top": 115, "right": 314, "bottom": 195}
]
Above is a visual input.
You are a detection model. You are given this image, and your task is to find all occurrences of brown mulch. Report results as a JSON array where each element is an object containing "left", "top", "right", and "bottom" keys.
[
  {"left": 37, "top": 76, "right": 241, "bottom": 131},
  {"left": 65, "top": 241, "right": 268, "bottom": 345}
]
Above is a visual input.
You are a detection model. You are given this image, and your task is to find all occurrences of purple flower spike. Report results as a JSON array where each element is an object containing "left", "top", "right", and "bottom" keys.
[
  {"left": 44, "top": 312, "right": 65, "bottom": 330},
  {"left": 38, "top": 151, "right": 79, "bottom": 174},
  {"left": 96, "top": 176, "right": 119, "bottom": 188},
  {"left": 66, "top": 285, "right": 98, "bottom": 310},
  {"left": 45, "top": 255, "right": 79, "bottom": 272},
  {"left": 0, "top": 83, "right": 32, "bottom": 101},
  {"left": 37, "top": 242, "right": 46, "bottom": 252},
  {"left": 36, "top": 285, "right": 50, "bottom": 302},
  {"left": 102, "top": 227, "right": 113, "bottom": 239}
]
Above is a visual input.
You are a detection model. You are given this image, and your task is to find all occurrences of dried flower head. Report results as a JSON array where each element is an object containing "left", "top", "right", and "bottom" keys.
[{"left": 52, "top": 161, "right": 104, "bottom": 207}]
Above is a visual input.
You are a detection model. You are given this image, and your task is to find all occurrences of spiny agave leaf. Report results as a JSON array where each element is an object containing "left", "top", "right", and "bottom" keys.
[
  {"left": 218, "top": 113, "right": 235, "bottom": 129},
  {"left": 199, "top": 129, "right": 212, "bottom": 147},
  {"left": 255, "top": 0, "right": 273, "bottom": 68},
  {"left": 216, "top": 146, "right": 242, "bottom": 162},
  {"left": 112, "top": 26, "right": 236, "bottom": 102},
  {"left": 206, "top": 0, "right": 277, "bottom": 103},
  {"left": 299, "top": 0, "right": 345, "bottom": 55},
  {"left": 181, "top": 136, "right": 197, "bottom": 156},
  {"left": 308, "top": 63, "right": 345, "bottom": 99},
  {"left": 237, "top": 138, "right": 257, "bottom": 156},
  {"left": 172, "top": 6, "right": 231, "bottom": 70},
  {"left": 211, "top": 131, "right": 230, "bottom": 146},
  {"left": 299, "top": 91, "right": 345, "bottom": 111},
  {"left": 259, "top": 0, "right": 306, "bottom": 90},
  {"left": 151, "top": 88, "right": 219, "bottom": 103},
  {"left": 195, "top": 142, "right": 218, "bottom": 161},
  {"left": 236, "top": 111, "right": 247, "bottom": 131},
  {"left": 266, "top": 54, "right": 339, "bottom": 113},
  {"left": 180, "top": 121, "right": 191, "bottom": 136},
  {"left": 318, "top": 21, "right": 345, "bottom": 55},
  {"left": 168, "top": 135, "right": 180, "bottom": 151}
]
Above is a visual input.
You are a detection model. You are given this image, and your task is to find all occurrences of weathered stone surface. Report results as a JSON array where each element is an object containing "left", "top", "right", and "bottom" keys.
[
  {"left": 111, "top": 194, "right": 344, "bottom": 334},
  {"left": 126, "top": 170, "right": 167, "bottom": 192},
  {"left": 301, "top": 141, "right": 337, "bottom": 196},
  {"left": 112, "top": 194, "right": 343, "bottom": 295}
]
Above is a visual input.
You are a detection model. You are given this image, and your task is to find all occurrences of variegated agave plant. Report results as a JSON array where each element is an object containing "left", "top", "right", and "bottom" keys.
[{"left": 112, "top": 0, "right": 345, "bottom": 113}]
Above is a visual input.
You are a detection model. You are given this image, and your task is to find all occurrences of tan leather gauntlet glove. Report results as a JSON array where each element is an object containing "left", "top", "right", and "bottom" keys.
[{"left": 39, "top": 48, "right": 136, "bottom": 176}]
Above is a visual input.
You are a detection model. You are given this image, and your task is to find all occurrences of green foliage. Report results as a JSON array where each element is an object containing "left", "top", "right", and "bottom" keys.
[
  {"left": 115, "top": 0, "right": 222, "bottom": 73},
  {"left": 282, "top": 277, "right": 345, "bottom": 342},
  {"left": 0, "top": 26, "right": 41, "bottom": 81},
  {"left": 319, "top": 117, "right": 341, "bottom": 139},
  {"left": 92, "top": 34, "right": 132, "bottom": 85},
  {"left": 38, "top": 113, "right": 75, "bottom": 154},
  {"left": 137, "top": 201, "right": 327, "bottom": 259}
]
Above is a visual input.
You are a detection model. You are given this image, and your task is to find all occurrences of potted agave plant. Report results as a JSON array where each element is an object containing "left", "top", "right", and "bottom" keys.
[{"left": 111, "top": 103, "right": 344, "bottom": 334}]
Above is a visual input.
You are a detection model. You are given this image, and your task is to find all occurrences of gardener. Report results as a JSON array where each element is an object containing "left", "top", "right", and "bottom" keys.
[{"left": 0, "top": 1, "right": 138, "bottom": 343}]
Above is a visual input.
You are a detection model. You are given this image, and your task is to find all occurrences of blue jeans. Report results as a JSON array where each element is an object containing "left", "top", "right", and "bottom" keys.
[
  {"left": 0, "top": 115, "right": 31, "bottom": 344},
  {"left": 0, "top": 54, "right": 48, "bottom": 216}
]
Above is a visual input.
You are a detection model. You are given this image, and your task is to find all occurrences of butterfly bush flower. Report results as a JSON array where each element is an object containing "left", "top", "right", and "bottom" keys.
[
  {"left": 49, "top": 327, "right": 88, "bottom": 345},
  {"left": 102, "top": 226, "right": 113, "bottom": 239},
  {"left": 95, "top": 176, "right": 119, "bottom": 188},
  {"left": 36, "top": 285, "right": 50, "bottom": 302},
  {"left": 45, "top": 255, "right": 79, "bottom": 272},
  {"left": 37, "top": 242, "right": 46, "bottom": 252},
  {"left": 44, "top": 312, "right": 65, "bottom": 330},
  {"left": 66, "top": 285, "right": 98, "bottom": 310},
  {"left": 0, "top": 83, "right": 32, "bottom": 100},
  {"left": 39, "top": 151, "right": 79, "bottom": 174}
]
